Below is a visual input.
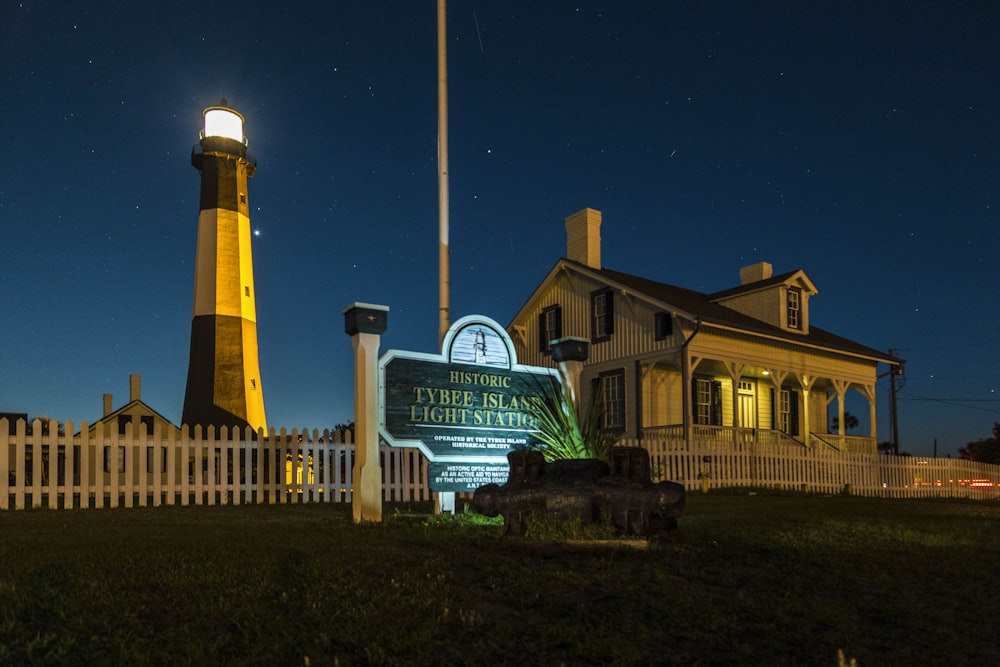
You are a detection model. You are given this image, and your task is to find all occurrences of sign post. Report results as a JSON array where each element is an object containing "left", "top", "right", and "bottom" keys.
[
  {"left": 344, "top": 302, "right": 389, "bottom": 523},
  {"left": 550, "top": 336, "right": 589, "bottom": 413}
]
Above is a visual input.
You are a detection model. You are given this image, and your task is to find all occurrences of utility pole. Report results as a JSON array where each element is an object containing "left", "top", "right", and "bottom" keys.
[{"left": 887, "top": 348, "right": 904, "bottom": 455}]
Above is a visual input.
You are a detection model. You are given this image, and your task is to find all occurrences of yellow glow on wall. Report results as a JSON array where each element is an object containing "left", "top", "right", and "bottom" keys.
[{"left": 204, "top": 108, "right": 244, "bottom": 142}]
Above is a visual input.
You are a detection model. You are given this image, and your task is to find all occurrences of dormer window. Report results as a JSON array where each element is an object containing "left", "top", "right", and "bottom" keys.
[{"left": 787, "top": 287, "right": 802, "bottom": 330}]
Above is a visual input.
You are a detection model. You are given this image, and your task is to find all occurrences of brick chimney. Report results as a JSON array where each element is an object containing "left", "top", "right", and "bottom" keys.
[
  {"left": 739, "top": 261, "right": 773, "bottom": 285},
  {"left": 565, "top": 208, "right": 602, "bottom": 270},
  {"left": 103, "top": 393, "right": 113, "bottom": 417},
  {"left": 129, "top": 374, "right": 141, "bottom": 402}
]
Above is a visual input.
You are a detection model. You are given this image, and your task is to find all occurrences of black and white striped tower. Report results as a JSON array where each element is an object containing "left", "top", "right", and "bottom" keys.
[{"left": 182, "top": 100, "right": 267, "bottom": 434}]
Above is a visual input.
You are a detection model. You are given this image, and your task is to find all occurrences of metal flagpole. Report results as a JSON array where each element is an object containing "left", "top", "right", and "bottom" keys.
[
  {"left": 436, "top": 0, "right": 455, "bottom": 514},
  {"left": 437, "top": 0, "right": 450, "bottom": 347}
]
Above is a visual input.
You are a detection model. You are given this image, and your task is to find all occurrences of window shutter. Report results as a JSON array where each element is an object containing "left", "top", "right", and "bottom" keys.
[
  {"left": 537, "top": 312, "right": 546, "bottom": 352},
  {"left": 711, "top": 380, "right": 723, "bottom": 426},
  {"left": 605, "top": 291, "right": 614, "bottom": 335},
  {"left": 789, "top": 390, "right": 800, "bottom": 436},
  {"left": 770, "top": 388, "right": 776, "bottom": 430}
]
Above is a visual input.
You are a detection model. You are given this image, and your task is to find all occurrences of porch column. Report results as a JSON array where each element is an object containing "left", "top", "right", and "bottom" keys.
[
  {"left": 831, "top": 379, "right": 849, "bottom": 438},
  {"left": 798, "top": 374, "right": 818, "bottom": 447},
  {"left": 765, "top": 369, "right": 789, "bottom": 432},
  {"left": 861, "top": 383, "right": 877, "bottom": 440},
  {"left": 724, "top": 362, "right": 746, "bottom": 436},
  {"left": 681, "top": 351, "right": 692, "bottom": 447}
]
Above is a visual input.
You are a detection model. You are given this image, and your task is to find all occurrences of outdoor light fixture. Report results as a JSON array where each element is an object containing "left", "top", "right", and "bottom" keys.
[{"left": 202, "top": 102, "right": 245, "bottom": 144}]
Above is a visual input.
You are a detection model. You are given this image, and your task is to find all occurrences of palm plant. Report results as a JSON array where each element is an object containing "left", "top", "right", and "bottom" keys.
[{"left": 528, "top": 378, "right": 621, "bottom": 461}]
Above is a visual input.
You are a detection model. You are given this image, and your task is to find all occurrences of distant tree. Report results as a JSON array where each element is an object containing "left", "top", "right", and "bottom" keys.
[
  {"left": 331, "top": 422, "right": 355, "bottom": 442},
  {"left": 830, "top": 411, "right": 859, "bottom": 434},
  {"left": 958, "top": 423, "right": 1000, "bottom": 464}
]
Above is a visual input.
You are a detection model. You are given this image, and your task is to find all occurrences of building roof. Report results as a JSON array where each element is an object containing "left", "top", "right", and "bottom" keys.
[{"left": 522, "top": 259, "right": 901, "bottom": 365}]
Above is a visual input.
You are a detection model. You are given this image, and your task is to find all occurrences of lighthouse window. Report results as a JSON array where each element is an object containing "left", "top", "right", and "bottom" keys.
[
  {"left": 240, "top": 193, "right": 246, "bottom": 204},
  {"left": 244, "top": 286, "right": 250, "bottom": 297}
]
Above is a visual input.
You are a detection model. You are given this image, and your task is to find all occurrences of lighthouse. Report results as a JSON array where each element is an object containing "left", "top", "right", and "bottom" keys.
[{"left": 181, "top": 100, "right": 267, "bottom": 434}]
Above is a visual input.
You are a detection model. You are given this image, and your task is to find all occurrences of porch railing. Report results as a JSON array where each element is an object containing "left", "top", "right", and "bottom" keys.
[
  {"left": 810, "top": 433, "right": 877, "bottom": 454},
  {"left": 639, "top": 424, "right": 861, "bottom": 452}
]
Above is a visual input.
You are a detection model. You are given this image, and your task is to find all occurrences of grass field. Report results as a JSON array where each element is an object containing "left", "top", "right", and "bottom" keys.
[{"left": 1, "top": 493, "right": 998, "bottom": 666}]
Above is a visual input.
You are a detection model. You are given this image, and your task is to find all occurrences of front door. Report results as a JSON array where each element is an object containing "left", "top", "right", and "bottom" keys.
[{"left": 738, "top": 380, "right": 757, "bottom": 429}]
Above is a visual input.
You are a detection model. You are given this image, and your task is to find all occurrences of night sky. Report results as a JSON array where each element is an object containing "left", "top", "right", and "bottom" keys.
[{"left": 2, "top": 1, "right": 997, "bottom": 456}]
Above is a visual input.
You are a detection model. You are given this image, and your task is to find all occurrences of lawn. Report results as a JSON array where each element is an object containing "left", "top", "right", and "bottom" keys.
[{"left": 1, "top": 493, "right": 998, "bottom": 666}]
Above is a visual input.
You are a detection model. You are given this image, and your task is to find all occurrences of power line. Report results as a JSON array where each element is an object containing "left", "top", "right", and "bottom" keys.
[{"left": 898, "top": 395, "right": 1000, "bottom": 414}]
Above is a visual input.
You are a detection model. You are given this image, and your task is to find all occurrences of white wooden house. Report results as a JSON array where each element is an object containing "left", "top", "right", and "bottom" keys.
[{"left": 507, "top": 208, "right": 901, "bottom": 453}]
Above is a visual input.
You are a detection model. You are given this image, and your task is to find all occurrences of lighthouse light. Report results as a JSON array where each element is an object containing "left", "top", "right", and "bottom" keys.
[{"left": 203, "top": 108, "right": 244, "bottom": 142}]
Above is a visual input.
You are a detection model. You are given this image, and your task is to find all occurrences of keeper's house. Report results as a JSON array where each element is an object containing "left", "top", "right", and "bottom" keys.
[{"left": 507, "top": 208, "right": 901, "bottom": 453}]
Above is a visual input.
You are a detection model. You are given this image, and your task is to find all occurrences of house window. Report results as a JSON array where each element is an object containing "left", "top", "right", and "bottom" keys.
[
  {"left": 591, "top": 288, "right": 614, "bottom": 342},
  {"left": 597, "top": 370, "right": 626, "bottom": 430},
  {"left": 694, "top": 378, "right": 722, "bottom": 426},
  {"left": 538, "top": 305, "right": 562, "bottom": 353},
  {"left": 146, "top": 447, "right": 168, "bottom": 473},
  {"left": 774, "top": 388, "right": 800, "bottom": 436},
  {"left": 787, "top": 287, "right": 802, "bottom": 330},
  {"left": 655, "top": 311, "right": 672, "bottom": 340},
  {"left": 103, "top": 446, "right": 127, "bottom": 473}
]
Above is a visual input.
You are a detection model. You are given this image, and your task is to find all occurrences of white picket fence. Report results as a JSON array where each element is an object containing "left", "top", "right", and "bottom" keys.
[
  {"left": 4, "top": 418, "right": 999, "bottom": 510},
  {"left": 1, "top": 419, "right": 431, "bottom": 511},
  {"left": 636, "top": 437, "right": 1000, "bottom": 499}
]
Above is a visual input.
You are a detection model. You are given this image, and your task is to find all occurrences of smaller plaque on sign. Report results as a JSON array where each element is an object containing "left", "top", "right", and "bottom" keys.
[{"left": 428, "top": 461, "right": 511, "bottom": 494}]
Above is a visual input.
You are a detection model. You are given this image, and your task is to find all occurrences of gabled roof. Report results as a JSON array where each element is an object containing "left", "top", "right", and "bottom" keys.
[
  {"left": 95, "top": 399, "right": 176, "bottom": 426},
  {"left": 708, "top": 268, "right": 817, "bottom": 301},
  {"left": 510, "top": 258, "right": 900, "bottom": 365},
  {"left": 80, "top": 399, "right": 182, "bottom": 436}
]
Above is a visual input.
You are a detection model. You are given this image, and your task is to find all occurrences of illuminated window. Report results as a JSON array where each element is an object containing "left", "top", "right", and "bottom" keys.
[
  {"left": 591, "top": 288, "right": 614, "bottom": 342},
  {"left": 787, "top": 287, "right": 801, "bottom": 330},
  {"left": 538, "top": 305, "right": 562, "bottom": 353}
]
